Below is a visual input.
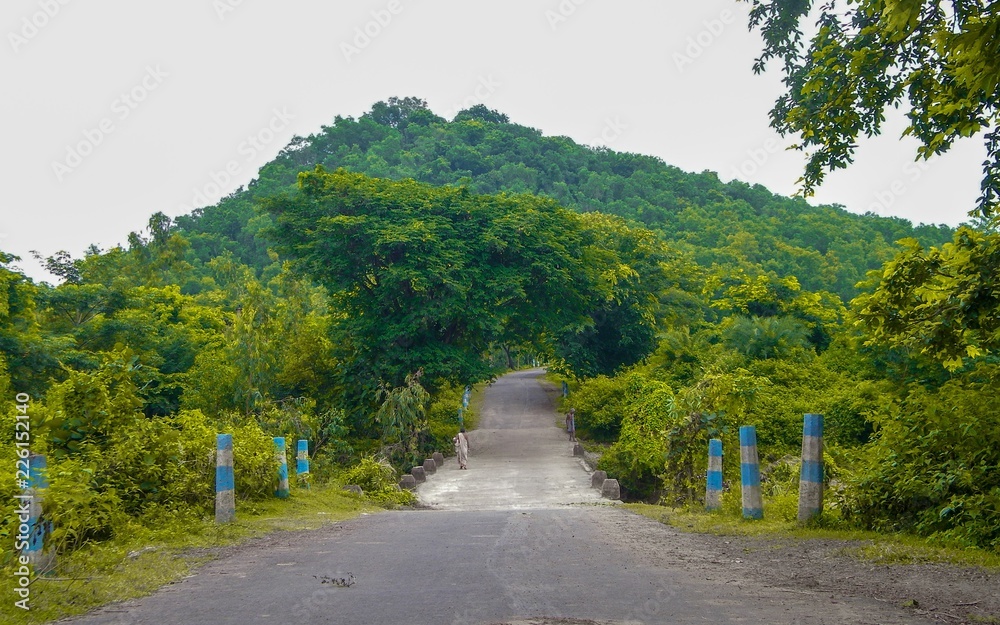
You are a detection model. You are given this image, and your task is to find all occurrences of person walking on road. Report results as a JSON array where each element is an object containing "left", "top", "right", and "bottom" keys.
[
  {"left": 453, "top": 428, "right": 470, "bottom": 469},
  {"left": 565, "top": 408, "right": 576, "bottom": 441}
]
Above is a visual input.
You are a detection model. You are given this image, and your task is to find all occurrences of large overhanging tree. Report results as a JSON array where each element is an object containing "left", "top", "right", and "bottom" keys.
[
  {"left": 747, "top": 0, "right": 1000, "bottom": 217},
  {"left": 262, "top": 167, "right": 664, "bottom": 422},
  {"left": 746, "top": 1, "right": 1000, "bottom": 368}
]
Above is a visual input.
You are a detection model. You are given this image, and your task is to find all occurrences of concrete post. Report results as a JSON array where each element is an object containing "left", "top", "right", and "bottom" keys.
[
  {"left": 296, "top": 439, "right": 310, "bottom": 488},
  {"left": 23, "top": 454, "right": 53, "bottom": 571},
  {"left": 274, "top": 437, "right": 290, "bottom": 499},
  {"left": 216, "top": 434, "right": 236, "bottom": 523},
  {"left": 422, "top": 458, "right": 436, "bottom": 475},
  {"left": 601, "top": 478, "right": 621, "bottom": 500},
  {"left": 561, "top": 381, "right": 569, "bottom": 397},
  {"left": 706, "top": 438, "right": 723, "bottom": 511},
  {"left": 798, "top": 413, "right": 824, "bottom": 522},
  {"left": 590, "top": 470, "right": 608, "bottom": 489},
  {"left": 739, "top": 426, "right": 763, "bottom": 519}
]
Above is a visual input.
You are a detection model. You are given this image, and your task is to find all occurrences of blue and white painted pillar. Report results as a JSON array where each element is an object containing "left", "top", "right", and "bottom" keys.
[
  {"left": 561, "top": 381, "right": 569, "bottom": 398},
  {"left": 462, "top": 386, "right": 471, "bottom": 409},
  {"left": 296, "top": 439, "right": 310, "bottom": 487},
  {"left": 739, "top": 426, "right": 763, "bottom": 519},
  {"left": 274, "top": 437, "right": 290, "bottom": 499},
  {"left": 23, "top": 454, "right": 52, "bottom": 570},
  {"left": 215, "top": 434, "right": 236, "bottom": 523},
  {"left": 706, "top": 439, "right": 723, "bottom": 511},
  {"left": 798, "top": 413, "right": 824, "bottom": 522}
]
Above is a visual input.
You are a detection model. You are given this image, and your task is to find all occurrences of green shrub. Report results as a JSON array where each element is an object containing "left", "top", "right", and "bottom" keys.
[
  {"left": 840, "top": 372, "right": 1000, "bottom": 551},
  {"left": 570, "top": 374, "right": 631, "bottom": 441},
  {"left": 597, "top": 376, "right": 675, "bottom": 501},
  {"left": 231, "top": 422, "right": 280, "bottom": 500},
  {"left": 43, "top": 457, "right": 127, "bottom": 554},
  {"left": 339, "top": 456, "right": 414, "bottom": 507},
  {"left": 426, "top": 384, "right": 466, "bottom": 455},
  {"left": 97, "top": 410, "right": 217, "bottom": 515}
]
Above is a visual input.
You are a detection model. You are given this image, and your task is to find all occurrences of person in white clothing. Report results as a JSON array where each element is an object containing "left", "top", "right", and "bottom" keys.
[{"left": 453, "top": 428, "right": 470, "bottom": 469}]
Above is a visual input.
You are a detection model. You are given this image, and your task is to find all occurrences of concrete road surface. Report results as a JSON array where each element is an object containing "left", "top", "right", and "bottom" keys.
[{"left": 62, "top": 369, "right": 935, "bottom": 625}]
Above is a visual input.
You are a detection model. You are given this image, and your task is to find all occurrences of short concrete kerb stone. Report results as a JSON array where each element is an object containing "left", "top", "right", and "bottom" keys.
[
  {"left": 398, "top": 475, "right": 417, "bottom": 490},
  {"left": 432, "top": 452, "right": 444, "bottom": 468},
  {"left": 411, "top": 466, "right": 426, "bottom": 483},
  {"left": 591, "top": 470, "right": 608, "bottom": 489},
  {"left": 601, "top": 478, "right": 621, "bottom": 501},
  {"left": 573, "top": 442, "right": 585, "bottom": 457},
  {"left": 342, "top": 485, "right": 363, "bottom": 496},
  {"left": 423, "top": 458, "right": 437, "bottom": 475}
]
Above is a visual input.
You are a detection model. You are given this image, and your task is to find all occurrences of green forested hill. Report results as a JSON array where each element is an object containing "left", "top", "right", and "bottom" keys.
[{"left": 174, "top": 97, "right": 953, "bottom": 301}]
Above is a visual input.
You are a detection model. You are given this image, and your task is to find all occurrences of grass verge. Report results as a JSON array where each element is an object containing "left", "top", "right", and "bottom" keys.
[
  {"left": 1, "top": 485, "right": 375, "bottom": 624},
  {"left": 626, "top": 503, "right": 1000, "bottom": 570}
]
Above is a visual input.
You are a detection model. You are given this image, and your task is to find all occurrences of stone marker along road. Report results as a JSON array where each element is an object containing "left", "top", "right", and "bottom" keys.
[{"left": 64, "top": 368, "right": 939, "bottom": 625}]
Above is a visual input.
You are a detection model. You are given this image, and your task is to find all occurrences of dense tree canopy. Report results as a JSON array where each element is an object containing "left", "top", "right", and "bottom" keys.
[{"left": 263, "top": 167, "right": 667, "bottom": 400}]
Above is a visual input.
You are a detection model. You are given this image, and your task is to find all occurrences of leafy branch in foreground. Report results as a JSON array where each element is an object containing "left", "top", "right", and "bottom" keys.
[{"left": 746, "top": 0, "right": 1000, "bottom": 218}]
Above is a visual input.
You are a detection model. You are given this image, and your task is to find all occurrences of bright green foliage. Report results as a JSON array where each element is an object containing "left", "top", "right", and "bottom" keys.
[
  {"left": 597, "top": 375, "right": 676, "bottom": 500},
  {"left": 40, "top": 352, "right": 144, "bottom": 458},
  {"left": 229, "top": 421, "right": 283, "bottom": 501},
  {"left": 0, "top": 252, "right": 59, "bottom": 397},
  {"left": 553, "top": 212, "right": 669, "bottom": 379},
  {"left": 855, "top": 227, "right": 1000, "bottom": 370},
  {"left": 840, "top": 367, "right": 1000, "bottom": 549},
  {"left": 42, "top": 457, "right": 126, "bottom": 554},
  {"left": 425, "top": 383, "right": 474, "bottom": 455},
  {"left": 567, "top": 374, "right": 633, "bottom": 441},
  {"left": 375, "top": 371, "right": 431, "bottom": 467},
  {"left": 721, "top": 316, "right": 812, "bottom": 361},
  {"left": 746, "top": 0, "right": 1000, "bottom": 216},
  {"left": 264, "top": 168, "right": 664, "bottom": 408},
  {"left": 338, "top": 456, "right": 415, "bottom": 507}
]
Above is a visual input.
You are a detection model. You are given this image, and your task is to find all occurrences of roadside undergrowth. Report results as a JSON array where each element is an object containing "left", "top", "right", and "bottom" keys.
[{"left": 1, "top": 485, "right": 374, "bottom": 624}]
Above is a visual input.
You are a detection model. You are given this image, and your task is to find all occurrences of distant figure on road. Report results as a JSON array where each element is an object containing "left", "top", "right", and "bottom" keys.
[
  {"left": 565, "top": 408, "right": 576, "bottom": 441},
  {"left": 453, "top": 428, "right": 469, "bottom": 469}
]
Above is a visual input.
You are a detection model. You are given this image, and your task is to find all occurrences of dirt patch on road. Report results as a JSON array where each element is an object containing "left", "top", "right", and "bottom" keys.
[{"left": 601, "top": 508, "right": 999, "bottom": 625}]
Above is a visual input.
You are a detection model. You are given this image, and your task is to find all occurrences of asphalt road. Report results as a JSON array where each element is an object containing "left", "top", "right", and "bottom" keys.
[{"left": 62, "top": 369, "right": 936, "bottom": 625}]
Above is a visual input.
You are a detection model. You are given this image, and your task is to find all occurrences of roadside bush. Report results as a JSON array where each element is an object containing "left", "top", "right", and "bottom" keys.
[
  {"left": 840, "top": 371, "right": 1000, "bottom": 551},
  {"left": 425, "top": 384, "right": 468, "bottom": 455},
  {"left": 231, "top": 421, "right": 280, "bottom": 500},
  {"left": 597, "top": 376, "right": 674, "bottom": 501},
  {"left": 570, "top": 374, "right": 631, "bottom": 441},
  {"left": 43, "top": 456, "right": 127, "bottom": 554},
  {"left": 339, "top": 456, "right": 414, "bottom": 507},
  {"left": 98, "top": 410, "right": 216, "bottom": 515}
]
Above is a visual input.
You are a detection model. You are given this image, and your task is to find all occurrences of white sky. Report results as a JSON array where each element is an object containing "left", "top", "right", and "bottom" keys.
[{"left": 1, "top": 0, "right": 986, "bottom": 282}]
